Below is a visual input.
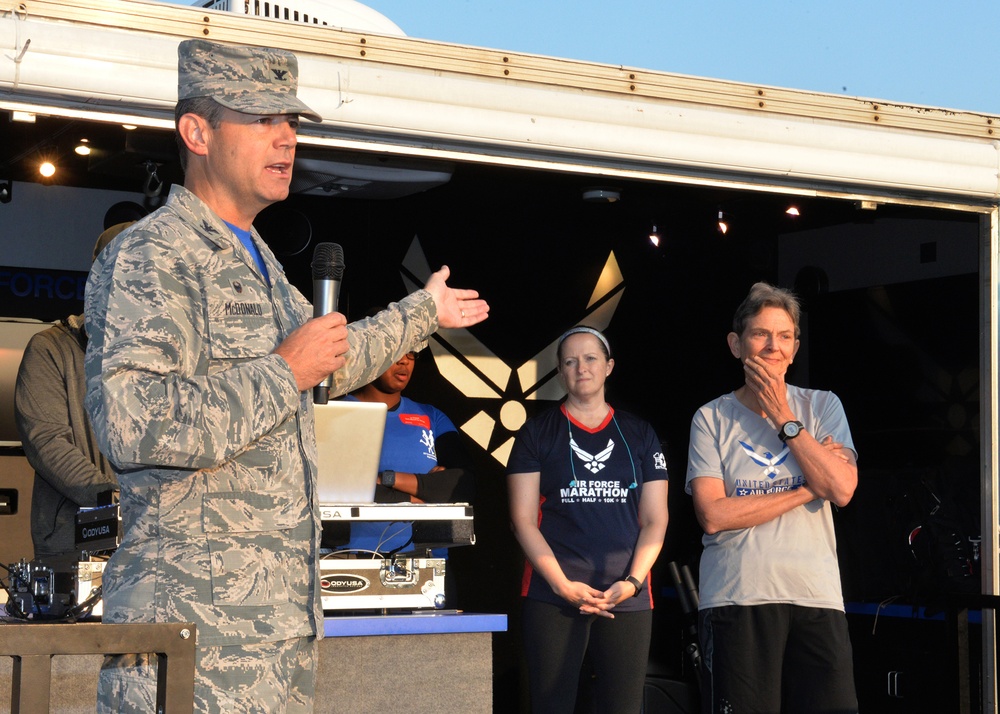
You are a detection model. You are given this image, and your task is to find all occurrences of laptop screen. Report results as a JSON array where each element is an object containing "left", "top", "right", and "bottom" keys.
[{"left": 313, "top": 400, "right": 387, "bottom": 504}]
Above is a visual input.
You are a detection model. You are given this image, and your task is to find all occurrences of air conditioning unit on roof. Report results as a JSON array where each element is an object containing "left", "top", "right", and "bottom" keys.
[{"left": 198, "top": 0, "right": 405, "bottom": 35}]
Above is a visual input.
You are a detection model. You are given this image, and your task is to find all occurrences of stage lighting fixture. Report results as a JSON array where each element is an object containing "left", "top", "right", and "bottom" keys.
[
  {"left": 582, "top": 187, "right": 621, "bottom": 203},
  {"left": 717, "top": 210, "right": 729, "bottom": 235}
]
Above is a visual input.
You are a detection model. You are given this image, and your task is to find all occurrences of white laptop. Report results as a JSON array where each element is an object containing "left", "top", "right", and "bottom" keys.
[{"left": 313, "top": 400, "right": 387, "bottom": 504}]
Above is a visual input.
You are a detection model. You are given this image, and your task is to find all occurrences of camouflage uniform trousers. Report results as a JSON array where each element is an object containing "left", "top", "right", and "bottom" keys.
[{"left": 97, "top": 636, "right": 317, "bottom": 713}]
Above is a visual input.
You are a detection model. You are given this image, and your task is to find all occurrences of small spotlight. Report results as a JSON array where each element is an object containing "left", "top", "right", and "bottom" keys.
[
  {"left": 0, "top": 179, "right": 11, "bottom": 204},
  {"left": 785, "top": 205, "right": 800, "bottom": 217},
  {"left": 75, "top": 139, "right": 91, "bottom": 156},
  {"left": 121, "top": 124, "right": 138, "bottom": 131},
  {"left": 717, "top": 210, "right": 729, "bottom": 235},
  {"left": 648, "top": 224, "right": 661, "bottom": 247},
  {"left": 39, "top": 161, "right": 56, "bottom": 178}
]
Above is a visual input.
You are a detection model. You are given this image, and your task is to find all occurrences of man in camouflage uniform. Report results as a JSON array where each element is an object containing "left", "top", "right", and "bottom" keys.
[{"left": 85, "top": 39, "right": 488, "bottom": 712}]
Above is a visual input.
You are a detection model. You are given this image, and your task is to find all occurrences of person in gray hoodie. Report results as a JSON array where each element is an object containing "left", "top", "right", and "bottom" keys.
[{"left": 14, "top": 222, "right": 130, "bottom": 561}]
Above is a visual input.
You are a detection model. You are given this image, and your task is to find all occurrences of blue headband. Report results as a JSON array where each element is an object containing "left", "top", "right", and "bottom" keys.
[{"left": 557, "top": 326, "right": 611, "bottom": 357}]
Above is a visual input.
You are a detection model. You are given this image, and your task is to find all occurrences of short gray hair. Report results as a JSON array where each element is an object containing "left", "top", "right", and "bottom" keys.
[{"left": 732, "top": 282, "right": 802, "bottom": 339}]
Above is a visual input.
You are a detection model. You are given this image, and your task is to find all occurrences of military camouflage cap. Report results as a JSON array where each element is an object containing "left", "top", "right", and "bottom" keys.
[{"left": 177, "top": 39, "right": 322, "bottom": 122}]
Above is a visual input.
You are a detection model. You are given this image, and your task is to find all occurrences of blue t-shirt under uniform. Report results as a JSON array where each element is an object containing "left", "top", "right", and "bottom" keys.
[
  {"left": 345, "top": 395, "right": 458, "bottom": 553},
  {"left": 506, "top": 403, "right": 668, "bottom": 612},
  {"left": 224, "top": 221, "right": 270, "bottom": 284}
]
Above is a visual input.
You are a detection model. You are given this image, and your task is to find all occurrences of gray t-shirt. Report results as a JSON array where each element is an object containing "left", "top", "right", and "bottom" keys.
[{"left": 685, "top": 385, "right": 855, "bottom": 611}]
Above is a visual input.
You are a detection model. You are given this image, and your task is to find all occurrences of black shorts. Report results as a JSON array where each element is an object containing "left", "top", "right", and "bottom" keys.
[{"left": 698, "top": 604, "right": 858, "bottom": 714}]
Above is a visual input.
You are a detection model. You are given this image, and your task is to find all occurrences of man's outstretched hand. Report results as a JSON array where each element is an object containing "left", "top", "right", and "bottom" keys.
[{"left": 424, "top": 265, "right": 489, "bottom": 329}]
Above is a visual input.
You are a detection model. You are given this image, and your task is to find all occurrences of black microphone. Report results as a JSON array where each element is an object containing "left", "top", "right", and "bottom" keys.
[{"left": 311, "top": 242, "right": 345, "bottom": 404}]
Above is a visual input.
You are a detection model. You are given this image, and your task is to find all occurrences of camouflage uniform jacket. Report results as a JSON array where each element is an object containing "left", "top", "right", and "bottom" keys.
[{"left": 84, "top": 185, "right": 437, "bottom": 647}]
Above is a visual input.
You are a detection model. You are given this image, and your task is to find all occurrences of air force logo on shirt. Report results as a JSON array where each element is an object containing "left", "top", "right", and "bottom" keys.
[
  {"left": 570, "top": 437, "right": 614, "bottom": 474},
  {"left": 734, "top": 441, "right": 805, "bottom": 496},
  {"left": 738, "top": 440, "right": 790, "bottom": 478}
]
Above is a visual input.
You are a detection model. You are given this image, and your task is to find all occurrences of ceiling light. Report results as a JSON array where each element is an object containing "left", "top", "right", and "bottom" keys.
[
  {"left": 648, "top": 224, "right": 661, "bottom": 247},
  {"left": 11, "top": 111, "right": 36, "bottom": 123},
  {"left": 785, "top": 205, "right": 800, "bottom": 216},
  {"left": 582, "top": 187, "right": 621, "bottom": 203},
  {"left": 74, "top": 139, "right": 91, "bottom": 156},
  {"left": 39, "top": 161, "right": 56, "bottom": 178},
  {"left": 121, "top": 124, "right": 138, "bottom": 131},
  {"left": 717, "top": 210, "right": 729, "bottom": 235}
]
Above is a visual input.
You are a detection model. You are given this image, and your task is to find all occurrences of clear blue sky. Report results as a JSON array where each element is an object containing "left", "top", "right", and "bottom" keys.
[{"left": 173, "top": 0, "right": 1000, "bottom": 115}]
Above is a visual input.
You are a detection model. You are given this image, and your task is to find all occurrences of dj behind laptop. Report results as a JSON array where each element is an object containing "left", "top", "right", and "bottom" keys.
[{"left": 313, "top": 401, "right": 475, "bottom": 613}]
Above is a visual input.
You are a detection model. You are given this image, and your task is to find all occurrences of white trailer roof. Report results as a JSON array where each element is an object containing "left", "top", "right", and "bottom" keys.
[{"left": 1, "top": 0, "right": 998, "bottom": 204}]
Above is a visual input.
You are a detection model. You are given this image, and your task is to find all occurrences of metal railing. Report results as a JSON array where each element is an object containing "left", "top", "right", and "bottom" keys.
[{"left": 1, "top": 621, "right": 196, "bottom": 713}]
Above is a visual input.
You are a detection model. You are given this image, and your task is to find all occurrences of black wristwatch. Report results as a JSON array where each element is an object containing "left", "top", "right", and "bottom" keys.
[
  {"left": 379, "top": 469, "right": 396, "bottom": 488},
  {"left": 623, "top": 575, "right": 643, "bottom": 597},
  {"left": 778, "top": 420, "right": 804, "bottom": 442}
]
